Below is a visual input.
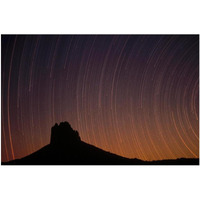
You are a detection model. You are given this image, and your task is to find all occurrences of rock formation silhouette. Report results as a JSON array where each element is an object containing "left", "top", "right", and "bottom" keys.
[
  {"left": 2, "top": 121, "right": 199, "bottom": 165},
  {"left": 50, "top": 122, "right": 81, "bottom": 146}
]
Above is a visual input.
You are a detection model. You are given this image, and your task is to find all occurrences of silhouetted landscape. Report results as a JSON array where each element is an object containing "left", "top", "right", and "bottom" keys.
[{"left": 1, "top": 122, "right": 199, "bottom": 165}]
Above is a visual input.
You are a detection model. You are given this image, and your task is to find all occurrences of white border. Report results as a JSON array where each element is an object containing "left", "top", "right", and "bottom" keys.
[{"left": 0, "top": 1, "right": 199, "bottom": 200}]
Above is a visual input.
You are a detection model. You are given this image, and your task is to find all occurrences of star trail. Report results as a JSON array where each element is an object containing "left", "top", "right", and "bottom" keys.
[{"left": 1, "top": 35, "right": 199, "bottom": 162}]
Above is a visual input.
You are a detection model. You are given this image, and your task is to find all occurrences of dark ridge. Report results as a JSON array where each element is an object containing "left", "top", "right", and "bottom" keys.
[{"left": 1, "top": 122, "right": 199, "bottom": 165}]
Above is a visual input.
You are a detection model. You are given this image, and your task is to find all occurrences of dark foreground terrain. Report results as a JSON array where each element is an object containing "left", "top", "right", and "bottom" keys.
[{"left": 2, "top": 122, "right": 199, "bottom": 165}]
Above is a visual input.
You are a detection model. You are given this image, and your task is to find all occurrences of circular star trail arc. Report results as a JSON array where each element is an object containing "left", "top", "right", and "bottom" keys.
[{"left": 1, "top": 35, "right": 199, "bottom": 162}]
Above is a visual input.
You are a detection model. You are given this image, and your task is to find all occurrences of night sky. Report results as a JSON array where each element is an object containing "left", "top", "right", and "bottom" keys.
[{"left": 1, "top": 35, "right": 199, "bottom": 162}]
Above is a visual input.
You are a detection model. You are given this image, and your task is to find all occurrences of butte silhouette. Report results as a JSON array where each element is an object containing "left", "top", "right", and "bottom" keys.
[{"left": 2, "top": 122, "right": 199, "bottom": 165}]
